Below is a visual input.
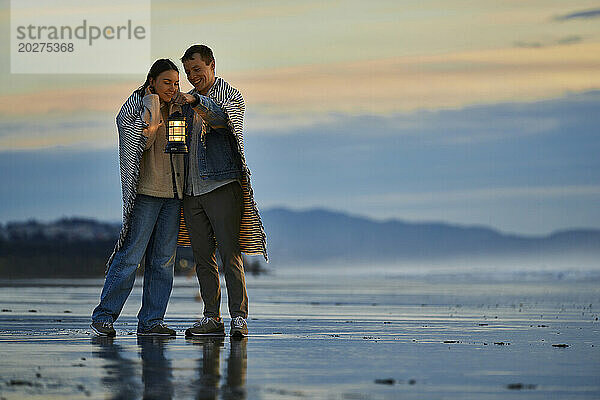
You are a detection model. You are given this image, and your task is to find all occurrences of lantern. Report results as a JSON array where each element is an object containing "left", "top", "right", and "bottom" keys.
[{"left": 165, "top": 112, "right": 188, "bottom": 153}]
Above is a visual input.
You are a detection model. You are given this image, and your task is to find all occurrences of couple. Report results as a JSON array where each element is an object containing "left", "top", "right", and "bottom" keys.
[{"left": 90, "top": 44, "right": 268, "bottom": 338}]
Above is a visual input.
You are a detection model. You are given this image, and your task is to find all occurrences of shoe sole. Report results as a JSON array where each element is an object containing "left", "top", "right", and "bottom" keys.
[
  {"left": 230, "top": 330, "right": 247, "bottom": 338},
  {"left": 185, "top": 330, "right": 225, "bottom": 337},
  {"left": 136, "top": 332, "right": 176, "bottom": 336},
  {"left": 90, "top": 323, "right": 116, "bottom": 337}
]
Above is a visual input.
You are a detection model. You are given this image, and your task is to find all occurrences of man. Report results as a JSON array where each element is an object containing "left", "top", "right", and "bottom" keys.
[{"left": 174, "top": 44, "right": 268, "bottom": 338}]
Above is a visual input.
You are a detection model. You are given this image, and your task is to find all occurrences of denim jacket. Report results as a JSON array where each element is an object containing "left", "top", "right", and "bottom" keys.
[{"left": 182, "top": 95, "right": 243, "bottom": 181}]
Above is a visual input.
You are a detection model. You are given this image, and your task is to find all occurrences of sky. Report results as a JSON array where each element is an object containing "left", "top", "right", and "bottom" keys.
[{"left": 0, "top": 0, "right": 599, "bottom": 235}]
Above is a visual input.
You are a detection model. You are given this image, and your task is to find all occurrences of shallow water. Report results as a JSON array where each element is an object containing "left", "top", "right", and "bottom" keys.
[{"left": 0, "top": 267, "right": 599, "bottom": 399}]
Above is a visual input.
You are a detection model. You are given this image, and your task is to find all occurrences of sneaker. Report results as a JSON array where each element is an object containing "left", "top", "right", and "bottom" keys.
[
  {"left": 185, "top": 317, "right": 225, "bottom": 337},
  {"left": 90, "top": 321, "right": 116, "bottom": 337},
  {"left": 137, "top": 322, "right": 176, "bottom": 336},
  {"left": 230, "top": 316, "right": 248, "bottom": 338}
]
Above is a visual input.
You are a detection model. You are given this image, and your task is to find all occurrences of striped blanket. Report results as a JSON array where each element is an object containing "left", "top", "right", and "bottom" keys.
[
  {"left": 107, "top": 78, "right": 268, "bottom": 270},
  {"left": 106, "top": 90, "right": 148, "bottom": 269},
  {"left": 189, "top": 77, "right": 268, "bottom": 261}
]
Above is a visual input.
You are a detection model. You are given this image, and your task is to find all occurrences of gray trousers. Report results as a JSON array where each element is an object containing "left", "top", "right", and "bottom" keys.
[{"left": 183, "top": 182, "right": 248, "bottom": 319}]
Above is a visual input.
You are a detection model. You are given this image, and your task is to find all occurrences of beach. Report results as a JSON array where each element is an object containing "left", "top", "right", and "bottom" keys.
[{"left": 0, "top": 266, "right": 599, "bottom": 399}]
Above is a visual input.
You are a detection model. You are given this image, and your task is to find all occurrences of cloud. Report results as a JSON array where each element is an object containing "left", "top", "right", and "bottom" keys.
[
  {"left": 513, "top": 35, "right": 582, "bottom": 48},
  {"left": 357, "top": 185, "right": 600, "bottom": 206},
  {"left": 1, "top": 42, "right": 599, "bottom": 124},
  {"left": 242, "top": 91, "right": 600, "bottom": 226},
  {"left": 3, "top": 88, "right": 598, "bottom": 151},
  {"left": 241, "top": 91, "right": 600, "bottom": 211},
  {"left": 2, "top": 90, "right": 599, "bottom": 234},
  {"left": 247, "top": 90, "right": 598, "bottom": 143},
  {"left": 230, "top": 42, "right": 600, "bottom": 115},
  {"left": 556, "top": 35, "right": 583, "bottom": 45},
  {"left": 0, "top": 149, "right": 122, "bottom": 223},
  {"left": 514, "top": 41, "right": 543, "bottom": 49},
  {"left": 554, "top": 8, "right": 600, "bottom": 21},
  {"left": 0, "top": 113, "right": 116, "bottom": 150},
  {"left": 0, "top": 84, "right": 134, "bottom": 117},
  {"left": 153, "top": 0, "right": 336, "bottom": 25}
]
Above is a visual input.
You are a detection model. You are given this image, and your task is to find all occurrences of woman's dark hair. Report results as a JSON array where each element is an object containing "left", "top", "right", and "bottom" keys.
[{"left": 135, "top": 58, "right": 179, "bottom": 96}]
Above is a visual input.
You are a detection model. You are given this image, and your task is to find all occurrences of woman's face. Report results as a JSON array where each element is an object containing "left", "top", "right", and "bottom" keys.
[{"left": 149, "top": 69, "right": 179, "bottom": 102}]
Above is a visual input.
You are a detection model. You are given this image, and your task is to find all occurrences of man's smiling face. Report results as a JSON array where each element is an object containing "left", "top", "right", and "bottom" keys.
[{"left": 183, "top": 53, "right": 216, "bottom": 95}]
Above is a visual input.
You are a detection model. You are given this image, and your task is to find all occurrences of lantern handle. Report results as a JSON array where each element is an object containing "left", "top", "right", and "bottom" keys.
[{"left": 168, "top": 111, "right": 184, "bottom": 119}]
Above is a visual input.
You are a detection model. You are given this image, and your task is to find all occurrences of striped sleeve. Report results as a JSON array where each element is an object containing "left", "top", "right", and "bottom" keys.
[{"left": 106, "top": 92, "right": 149, "bottom": 269}]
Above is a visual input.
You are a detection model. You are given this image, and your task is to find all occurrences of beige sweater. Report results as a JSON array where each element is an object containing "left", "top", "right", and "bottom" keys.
[{"left": 137, "top": 94, "right": 185, "bottom": 198}]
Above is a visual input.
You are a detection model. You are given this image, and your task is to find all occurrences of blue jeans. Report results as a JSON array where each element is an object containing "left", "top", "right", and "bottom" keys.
[{"left": 92, "top": 194, "right": 181, "bottom": 331}]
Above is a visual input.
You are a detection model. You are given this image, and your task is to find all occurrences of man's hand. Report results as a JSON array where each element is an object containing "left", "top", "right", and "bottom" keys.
[{"left": 171, "top": 92, "right": 196, "bottom": 105}]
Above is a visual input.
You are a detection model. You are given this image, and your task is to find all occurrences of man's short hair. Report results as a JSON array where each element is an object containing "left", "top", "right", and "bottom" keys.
[{"left": 181, "top": 44, "right": 215, "bottom": 65}]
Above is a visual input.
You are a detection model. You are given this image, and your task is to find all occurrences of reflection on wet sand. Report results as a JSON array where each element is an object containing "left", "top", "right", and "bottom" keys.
[
  {"left": 187, "top": 336, "right": 247, "bottom": 400},
  {"left": 225, "top": 338, "right": 248, "bottom": 398},
  {"left": 2, "top": 276, "right": 599, "bottom": 400},
  {"left": 138, "top": 336, "right": 175, "bottom": 399},
  {"left": 91, "top": 336, "right": 247, "bottom": 400},
  {"left": 92, "top": 336, "right": 141, "bottom": 399}
]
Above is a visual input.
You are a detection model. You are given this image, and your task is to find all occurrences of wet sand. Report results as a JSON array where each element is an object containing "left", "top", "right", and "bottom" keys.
[{"left": 0, "top": 269, "right": 599, "bottom": 399}]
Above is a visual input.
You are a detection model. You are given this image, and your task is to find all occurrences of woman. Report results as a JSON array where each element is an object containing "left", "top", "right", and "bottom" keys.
[{"left": 91, "top": 59, "right": 186, "bottom": 337}]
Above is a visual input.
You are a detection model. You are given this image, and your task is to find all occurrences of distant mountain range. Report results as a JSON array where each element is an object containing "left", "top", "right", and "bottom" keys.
[
  {"left": 1, "top": 208, "right": 599, "bottom": 274},
  {"left": 260, "top": 208, "right": 600, "bottom": 265}
]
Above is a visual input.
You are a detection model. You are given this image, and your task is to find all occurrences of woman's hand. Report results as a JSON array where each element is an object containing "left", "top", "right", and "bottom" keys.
[
  {"left": 143, "top": 120, "right": 164, "bottom": 137},
  {"left": 145, "top": 86, "right": 155, "bottom": 96}
]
